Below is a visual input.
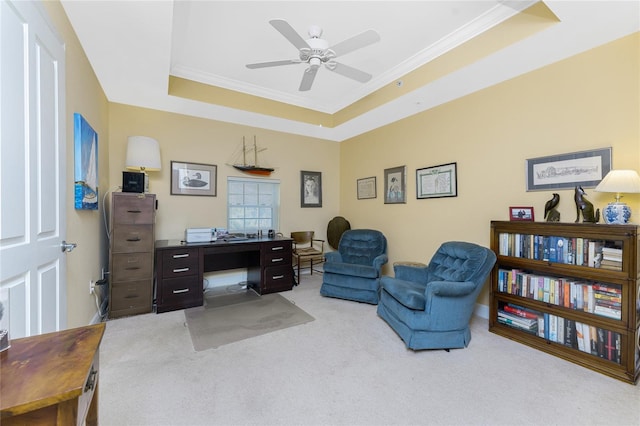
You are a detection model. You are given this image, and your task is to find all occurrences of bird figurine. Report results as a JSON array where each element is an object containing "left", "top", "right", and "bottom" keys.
[{"left": 544, "top": 193, "right": 560, "bottom": 222}]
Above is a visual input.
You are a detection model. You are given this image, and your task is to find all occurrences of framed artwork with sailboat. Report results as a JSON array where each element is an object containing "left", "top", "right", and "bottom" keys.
[
  {"left": 171, "top": 161, "right": 217, "bottom": 196},
  {"left": 73, "top": 113, "right": 98, "bottom": 210}
]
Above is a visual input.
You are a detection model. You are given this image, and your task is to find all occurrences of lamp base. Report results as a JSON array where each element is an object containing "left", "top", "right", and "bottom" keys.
[{"left": 602, "top": 202, "right": 632, "bottom": 224}]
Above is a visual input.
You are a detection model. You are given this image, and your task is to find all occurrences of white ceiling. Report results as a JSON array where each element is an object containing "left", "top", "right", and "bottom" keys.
[{"left": 60, "top": 1, "right": 639, "bottom": 142}]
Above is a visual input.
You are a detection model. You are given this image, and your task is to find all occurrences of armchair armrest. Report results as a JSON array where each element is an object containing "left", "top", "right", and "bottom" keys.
[
  {"left": 372, "top": 254, "right": 389, "bottom": 272},
  {"left": 424, "top": 280, "right": 476, "bottom": 298},
  {"left": 394, "top": 264, "right": 429, "bottom": 282},
  {"left": 324, "top": 251, "right": 342, "bottom": 263}
]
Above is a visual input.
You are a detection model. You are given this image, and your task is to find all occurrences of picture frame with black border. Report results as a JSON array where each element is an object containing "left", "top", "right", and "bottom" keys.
[{"left": 416, "top": 162, "right": 458, "bottom": 199}]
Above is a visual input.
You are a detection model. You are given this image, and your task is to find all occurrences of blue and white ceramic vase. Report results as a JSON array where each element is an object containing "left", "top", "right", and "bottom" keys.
[{"left": 602, "top": 202, "right": 632, "bottom": 224}]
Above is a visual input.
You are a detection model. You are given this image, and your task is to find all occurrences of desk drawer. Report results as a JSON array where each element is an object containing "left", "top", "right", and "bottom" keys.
[
  {"left": 159, "top": 276, "right": 202, "bottom": 306},
  {"left": 263, "top": 240, "right": 292, "bottom": 256},
  {"left": 111, "top": 253, "right": 153, "bottom": 281},
  {"left": 263, "top": 265, "right": 294, "bottom": 293},
  {"left": 112, "top": 224, "right": 154, "bottom": 253},
  {"left": 162, "top": 248, "right": 199, "bottom": 277},
  {"left": 110, "top": 280, "right": 152, "bottom": 313}
]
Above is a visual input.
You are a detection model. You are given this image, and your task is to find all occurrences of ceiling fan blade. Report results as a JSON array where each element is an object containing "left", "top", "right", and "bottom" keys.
[
  {"left": 329, "top": 29, "right": 380, "bottom": 57},
  {"left": 327, "top": 62, "right": 372, "bottom": 83},
  {"left": 299, "top": 66, "right": 319, "bottom": 91},
  {"left": 269, "top": 19, "right": 310, "bottom": 51},
  {"left": 246, "top": 59, "right": 301, "bottom": 69}
]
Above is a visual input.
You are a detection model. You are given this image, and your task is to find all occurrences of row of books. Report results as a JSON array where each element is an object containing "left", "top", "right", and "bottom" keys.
[
  {"left": 498, "top": 304, "right": 621, "bottom": 363},
  {"left": 497, "top": 233, "right": 623, "bottom": 270},
  {"left": 497, "top": 268, "right": 622, "bottom": 320}
]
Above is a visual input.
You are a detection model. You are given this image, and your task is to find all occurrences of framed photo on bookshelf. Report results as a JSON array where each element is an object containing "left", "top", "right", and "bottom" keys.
[{"left": 509, "top": 206, "right": 534, "bottom": 221}]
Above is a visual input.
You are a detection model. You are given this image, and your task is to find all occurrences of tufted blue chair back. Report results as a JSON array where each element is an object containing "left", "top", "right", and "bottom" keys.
[
  {"left": 427, "top": 241, "right": 494, "bottom": 286},
  {"left": 338, "top": 229, "right": 387, "bottom": 266}
]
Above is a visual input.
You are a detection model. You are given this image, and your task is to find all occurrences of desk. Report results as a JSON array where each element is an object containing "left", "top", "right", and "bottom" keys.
[
  {"left": 0, "top": 323, "right": 105, "bottom": 426},
  {"left": 155, "top": 237, "right": 294, "bottom": 313}
]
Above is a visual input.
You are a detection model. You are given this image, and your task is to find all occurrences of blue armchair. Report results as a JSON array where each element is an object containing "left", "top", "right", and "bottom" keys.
[
  {"left": 320, "top": 229, "right": 388, "bottom": 304},
  {"left": 377, "top": 241, "right": 496, "bottom": 350}
]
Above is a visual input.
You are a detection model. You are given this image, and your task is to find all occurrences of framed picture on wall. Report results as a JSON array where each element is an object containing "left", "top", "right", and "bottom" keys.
[
  {"left": 301, "top": 170, "right": 322, "bottom": 207},
  {"left": 171, "top": 161, "right": 217, "bottom": 196},
  {"left": 357, "top": 176, "right": 376, "bottom": 200},
  {"left": 384, "top": 166, "right": 406, "bottom": 204},
  {"left": 416, "top": 162, "right": 458, "bottom": 199}
]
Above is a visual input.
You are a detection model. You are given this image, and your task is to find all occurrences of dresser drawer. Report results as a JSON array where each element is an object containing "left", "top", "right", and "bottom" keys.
[
  {"left": 110, "top": 279, "right": 152, "bottom": 313},
  {"left": 159, "top": 276, "right": 202, "bottom": 306},
  {"left": 112, "top": 224, "right": 154, "bottom": 253},
  {"left": 113, "top": 193, "right": 155, "bottom": 224},
  {"left": 111, "top": 253, "right": 153, "bottom": 281},
  {"left": 162, "top": 248, "right": 199, "bottom": 277}
]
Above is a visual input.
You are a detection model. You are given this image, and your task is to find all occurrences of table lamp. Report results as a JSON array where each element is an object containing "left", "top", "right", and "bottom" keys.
[
  {"left": 125, "top": 136, "right": 161, "bottom": 193},
  {"left": 594, "top": 169, "right": 640, "bottom": 224}
]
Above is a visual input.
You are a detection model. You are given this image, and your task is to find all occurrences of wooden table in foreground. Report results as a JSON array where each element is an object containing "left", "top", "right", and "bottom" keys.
[{"left": 0, "top": 323, "right": 106, "bottom": 425}]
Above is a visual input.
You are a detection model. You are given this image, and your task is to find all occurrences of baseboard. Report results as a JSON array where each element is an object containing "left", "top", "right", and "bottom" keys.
[{"left": 474, "top": 303, "right": 489, "bottom": 320}]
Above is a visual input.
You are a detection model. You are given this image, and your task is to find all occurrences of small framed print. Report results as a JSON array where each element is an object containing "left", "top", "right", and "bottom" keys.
[
  {"left": 384, "top": 166, "right": 406, "bottom": 204},
  {"left": 357, "top": 176, "right": 376, "bottom": 200},
  {"left": 301, "top": 170, "right": 322, "bottom": 207},
  {"left": 171, "top": 161, "right": 217, "bottom": 196},
  {"left": 509, "top": 206, "right": 535, "bottom": 221}
]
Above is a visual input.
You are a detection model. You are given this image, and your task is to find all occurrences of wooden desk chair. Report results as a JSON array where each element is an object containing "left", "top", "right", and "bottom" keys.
[{"left": 291, "top": 231, "right": 325, "bottom": 282}]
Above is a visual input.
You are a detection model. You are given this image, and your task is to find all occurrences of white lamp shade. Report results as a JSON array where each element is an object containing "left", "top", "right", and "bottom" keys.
[
  {"left": 125, "top": 136, "right": 161, "bottom": 171},
  {"left": 594, "top": 170, "right": 640, "bottom": 194}
]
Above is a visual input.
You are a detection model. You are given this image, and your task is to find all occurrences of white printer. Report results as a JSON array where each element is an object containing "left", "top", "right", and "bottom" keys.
[{"left": 185, "top": 228, "right": 215, "bottom": 243}]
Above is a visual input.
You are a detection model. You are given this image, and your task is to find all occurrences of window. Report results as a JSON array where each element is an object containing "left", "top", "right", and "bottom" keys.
[{"left": 227, "top": 177, "right": 280, "bottom": 234}]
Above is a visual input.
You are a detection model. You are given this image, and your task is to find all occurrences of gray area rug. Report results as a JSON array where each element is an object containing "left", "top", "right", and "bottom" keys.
[{"left": 185, "top": 288, "right": 314, "bottom": 351}]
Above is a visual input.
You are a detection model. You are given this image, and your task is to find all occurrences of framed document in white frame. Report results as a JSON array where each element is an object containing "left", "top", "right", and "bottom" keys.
[{"left": 416, "top": 162, "right": 457, "bottom": 199}]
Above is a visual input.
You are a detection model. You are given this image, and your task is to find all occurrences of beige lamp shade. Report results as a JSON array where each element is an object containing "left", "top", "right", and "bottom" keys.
[
  {"left": 125, "top": 136, "right": 161, "bottom": 171},
  {"left": 594, "top": 169, "right": 640, "bottom": 224}
]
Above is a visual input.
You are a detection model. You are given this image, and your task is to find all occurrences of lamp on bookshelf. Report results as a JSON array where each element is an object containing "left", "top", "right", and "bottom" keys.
[{"left": 594, "top": 169, "right": 640, "bottom": 224}]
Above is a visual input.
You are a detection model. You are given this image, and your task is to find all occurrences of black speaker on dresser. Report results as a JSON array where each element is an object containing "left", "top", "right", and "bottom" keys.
[{"left": 122, "top": 171, "right": 145, "bottom": 193}]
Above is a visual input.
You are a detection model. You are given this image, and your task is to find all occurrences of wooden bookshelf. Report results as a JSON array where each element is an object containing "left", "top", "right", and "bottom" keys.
[{"left": 489, "top": 221, "right": 639, "bottom": 384}]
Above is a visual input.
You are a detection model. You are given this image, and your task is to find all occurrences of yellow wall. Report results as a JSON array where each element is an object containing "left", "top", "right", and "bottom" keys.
[
  {"left": 42, "top": 0, "right": 640, "bottom": 325},
  {"left": 107, "top": 105, "right": 341, "bottom": 242},
  {"left": 43, "top": 1, "right": 111, "bottom": 328},
  {"left": 339, "top": 33, "right": 640, "bottom": 306}
]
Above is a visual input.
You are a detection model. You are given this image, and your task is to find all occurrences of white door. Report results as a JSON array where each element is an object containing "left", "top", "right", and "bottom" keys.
[{"left": 0, "top": 0, "right": 67, "bottom": 338}]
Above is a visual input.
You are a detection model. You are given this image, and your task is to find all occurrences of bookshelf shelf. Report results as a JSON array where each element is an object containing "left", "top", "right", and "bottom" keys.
[{"left": 489, "top": 221, "right": 639, "bottom": 384}]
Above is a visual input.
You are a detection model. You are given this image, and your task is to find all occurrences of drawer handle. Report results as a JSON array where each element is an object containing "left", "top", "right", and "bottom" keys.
[
  {"left": 172, "top": 253, "right": 190, "bottom": 259},
  {"left": 173, "top": 267, "right": 190, "bottom": 273},
  {"left": 127, "top": 209, "right": 141, "bottom": 214},
  {"left": 271, "top": 258, "right": 283, "bottom": 263},
  {"left": 173, "top": 288, "right": 189, "bottom": 294},
  {"left": 84, "top": 367, "right": 98, "bottom": 392},
  {"left": 272, "top": 275, "right": 284, "bottom": 280},
  {"left": 126, "top": 237, "right": 141, "bottom": 242},
  {"left": 271, "top": 246, "right": 284, "bottom": 251},
  {"left": 125, "top": 266, "right": 140, "bottom": 270}
]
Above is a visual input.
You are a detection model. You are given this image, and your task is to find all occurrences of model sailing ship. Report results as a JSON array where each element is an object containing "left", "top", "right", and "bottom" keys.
[{"left": 231, "top": 136, "right": 274, "bottom": 176}]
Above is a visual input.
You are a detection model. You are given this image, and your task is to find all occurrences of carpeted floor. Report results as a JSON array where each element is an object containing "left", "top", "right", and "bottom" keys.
[
  {"left": 185, "top": 286, "right": 314, "bottom": 351},
  {"left": 99, "top": 274, "right": 640, "bottom": 425}
]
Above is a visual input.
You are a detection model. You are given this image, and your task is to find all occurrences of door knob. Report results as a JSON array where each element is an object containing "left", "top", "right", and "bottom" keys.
[{"left": 61, "top": 241, "right": 77, "bottom": 253}]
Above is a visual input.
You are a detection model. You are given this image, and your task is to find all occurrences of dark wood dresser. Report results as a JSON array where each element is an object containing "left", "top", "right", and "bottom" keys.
[
  {"left": 109, "top": 192, "right": 155, "bottom": 318},
  {"left": 155, "top": 237, "right": 294, "bottom": 313}
]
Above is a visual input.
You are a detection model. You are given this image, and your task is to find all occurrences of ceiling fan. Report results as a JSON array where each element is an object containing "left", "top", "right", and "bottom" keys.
[{"left": 246, "top": 19, "right": 380, "bottom": 92}]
